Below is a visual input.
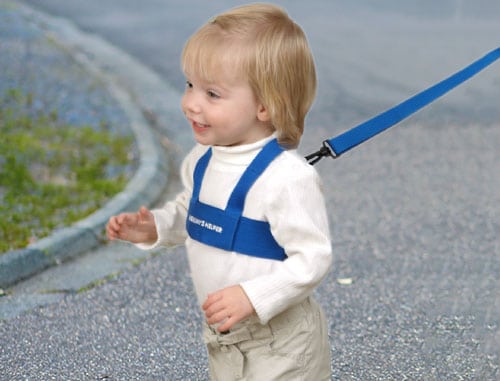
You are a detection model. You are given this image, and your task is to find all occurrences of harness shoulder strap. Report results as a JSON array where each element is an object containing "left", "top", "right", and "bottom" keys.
[
  {"left": 226, "top": 139, "right": 283, "bottom": 213},
  {"left": 191, "top": 147, "right": 212, "bottom": 201}
]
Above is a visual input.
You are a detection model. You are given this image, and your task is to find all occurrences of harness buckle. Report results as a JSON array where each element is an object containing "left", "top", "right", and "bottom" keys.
[{"left": 305, "top": 140, "right": 338, "bottom": 165}]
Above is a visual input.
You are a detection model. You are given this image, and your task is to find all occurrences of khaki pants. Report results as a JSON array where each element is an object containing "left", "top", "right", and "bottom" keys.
[{"left": 203, "top": 297, "right": 331, "bottom": 381}]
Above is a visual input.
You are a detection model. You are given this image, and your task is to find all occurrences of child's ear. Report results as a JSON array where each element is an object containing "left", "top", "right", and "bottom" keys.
[{"left": 257, "top": 104, "right": 270, "bottom": 122}]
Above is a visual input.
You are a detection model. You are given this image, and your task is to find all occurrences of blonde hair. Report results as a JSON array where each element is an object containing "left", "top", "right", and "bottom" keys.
[{"left": 181, "top": 3, "right": 317, "bottom": 147}]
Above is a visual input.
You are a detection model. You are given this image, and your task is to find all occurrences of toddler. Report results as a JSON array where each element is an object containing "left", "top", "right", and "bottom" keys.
[{"left": 107, "top": 3, "right": 332, "bottom": 380}]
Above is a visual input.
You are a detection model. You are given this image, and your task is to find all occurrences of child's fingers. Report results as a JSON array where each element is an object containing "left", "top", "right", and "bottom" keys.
[
  {"left": 203, "top": 292, "right": 238, "bottom": 329},
  {"left": 206, "top": 306, "right": 243, "bottom": 332},
  {"left": 107, "top": 214, "right": 132, "bottom": 239},
  {"left": 206, "top": 308, "right": 229, "bottom": 325},
  {"left": 202, "top": 292, "right": 222, "bottom": 312},
  {"left": 138, "top": 206, "right": 153, "bottom": 223},
  {"left": 107, "top": 216, "right": 121, "bottom": 230},
  {"left": 116, "top": 213, "right": 130, "bottom": 224},
  {"left": 106, "top": 217, "right": 119, "bottom": 239},
  {"left": 204, "top": 300, "right": 225, "bottom": 320},
  {"left": 119, "top": 212, "right": 139, "bottom": 227},
  {"left": 217, "top": 317, "right": 238, "bottom": 333},
  {"left": 203, "top": 286, "right": 255, "bottom": 331}
]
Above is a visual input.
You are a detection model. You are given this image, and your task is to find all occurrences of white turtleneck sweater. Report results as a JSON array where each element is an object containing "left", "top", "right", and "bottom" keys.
[{"left": 142, "top": 135, "right": 332, "bottom": 324}]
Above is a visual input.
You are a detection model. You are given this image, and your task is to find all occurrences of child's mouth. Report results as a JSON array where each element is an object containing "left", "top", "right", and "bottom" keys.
[{"left": 193, "top": 121, "right": 209, "bottom": 130}]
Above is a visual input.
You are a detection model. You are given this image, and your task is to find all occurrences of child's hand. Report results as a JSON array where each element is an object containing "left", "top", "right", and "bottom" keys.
[
  {"left": 106, "top": 206, "right": 158, "bottom": 244},
  {"left": 202, "top": 285, "right": 255, "bottom": 332}
]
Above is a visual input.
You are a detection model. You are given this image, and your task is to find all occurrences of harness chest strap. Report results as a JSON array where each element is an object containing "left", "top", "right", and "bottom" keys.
[{"left": 186, "top": 139, "right": 287, "bottom": 261}]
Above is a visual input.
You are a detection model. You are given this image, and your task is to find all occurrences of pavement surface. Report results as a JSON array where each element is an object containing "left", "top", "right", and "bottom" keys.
[{"left": 0, "top": 1, "right": 499, "bottom": 380}]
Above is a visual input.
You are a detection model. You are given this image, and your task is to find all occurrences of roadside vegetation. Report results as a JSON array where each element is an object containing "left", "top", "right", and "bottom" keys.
[{"left": 0, "top": 89, "right": 134, "bottom": 253}]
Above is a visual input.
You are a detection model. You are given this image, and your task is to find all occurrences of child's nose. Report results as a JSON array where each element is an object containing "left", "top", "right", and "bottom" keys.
[{"left": 181, "top": 91, "right": 201, "bottom": 115}]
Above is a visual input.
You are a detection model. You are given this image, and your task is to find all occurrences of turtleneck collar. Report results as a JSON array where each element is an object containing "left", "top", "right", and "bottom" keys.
[{"left": 210, "top": 134, "right": 277, "bottom": 166}]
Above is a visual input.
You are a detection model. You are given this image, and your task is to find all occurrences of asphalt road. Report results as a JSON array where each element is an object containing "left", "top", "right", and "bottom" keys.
[{"left": 1, "top": 1, "right": 499, "bottom": 380}]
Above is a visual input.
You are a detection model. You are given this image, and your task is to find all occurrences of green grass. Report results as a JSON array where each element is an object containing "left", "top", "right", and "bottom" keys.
[{"left": 0, "top": 89, "right": 134, "bottom": 253}]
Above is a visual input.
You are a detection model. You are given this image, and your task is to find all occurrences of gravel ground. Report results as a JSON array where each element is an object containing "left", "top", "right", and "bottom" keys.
[{"left": 0, "top": 247, "right": 208, "bottom": 381}]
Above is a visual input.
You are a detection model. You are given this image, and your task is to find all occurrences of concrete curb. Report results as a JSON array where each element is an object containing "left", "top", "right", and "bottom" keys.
[{"left": 0, "top": 1, "right": 176, "bottom": 288}]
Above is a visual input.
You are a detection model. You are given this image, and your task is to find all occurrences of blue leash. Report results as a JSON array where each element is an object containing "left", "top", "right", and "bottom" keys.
[{"left": 306, "top": 47, "right": 500, "bottom": 165}]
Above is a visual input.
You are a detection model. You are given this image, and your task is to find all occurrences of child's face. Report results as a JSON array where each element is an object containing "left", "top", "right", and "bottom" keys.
[{"left": 181, "top": 67, "right": 272, "bottom": 147}]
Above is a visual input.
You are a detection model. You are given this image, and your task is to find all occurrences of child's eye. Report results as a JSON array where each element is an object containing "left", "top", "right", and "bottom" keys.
[
  {"left": 185, "top": 81, "right": 193, "bottom": 89},
  {"left": 207, "top": 90, "right": 220, "bottom": 99}
]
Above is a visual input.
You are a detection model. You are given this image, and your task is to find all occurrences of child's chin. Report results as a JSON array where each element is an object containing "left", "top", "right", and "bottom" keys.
[{"left": 192, "top": 132, "right": 212, "bottom": 145}]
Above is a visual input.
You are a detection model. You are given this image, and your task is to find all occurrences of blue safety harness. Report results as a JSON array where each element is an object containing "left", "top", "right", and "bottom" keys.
[{"left": 186, "top": 138, "right": 287, "bottom": 261}]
